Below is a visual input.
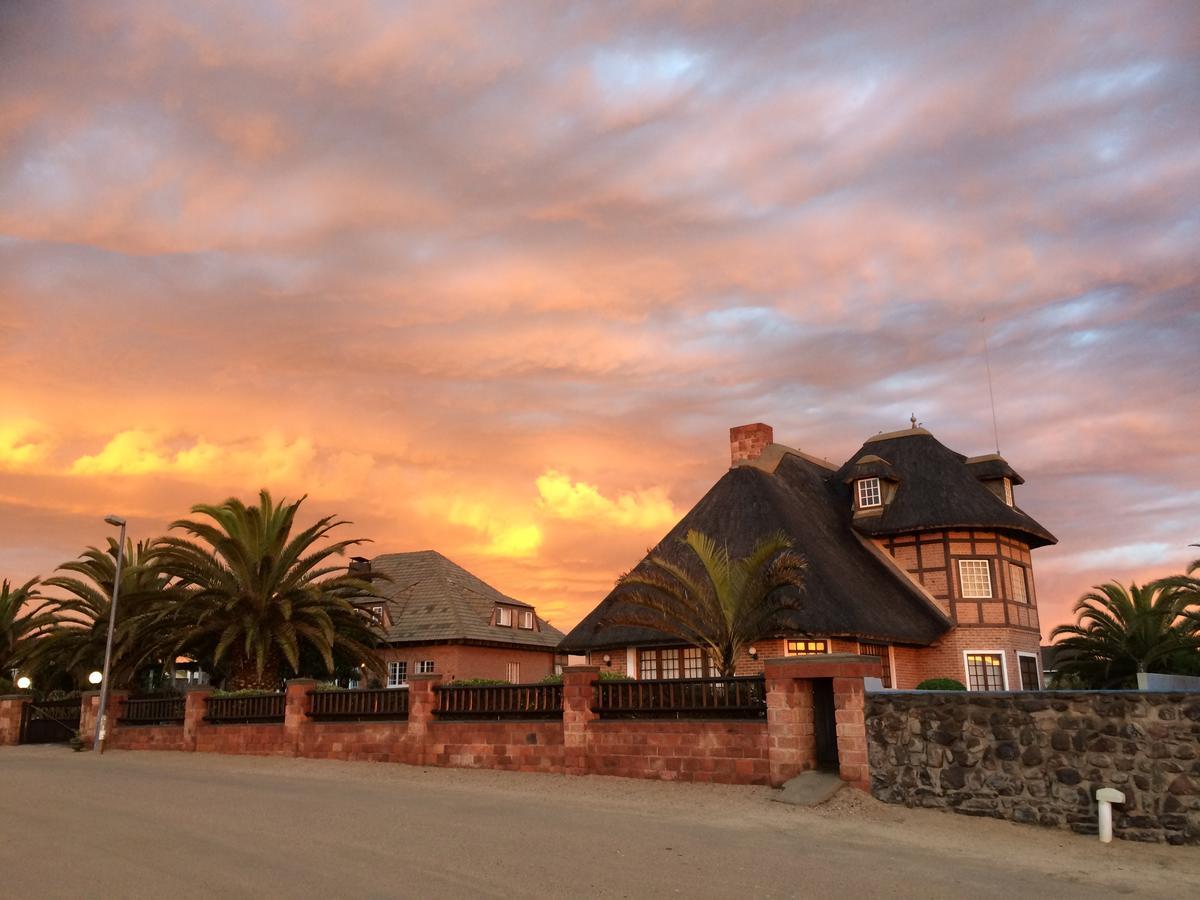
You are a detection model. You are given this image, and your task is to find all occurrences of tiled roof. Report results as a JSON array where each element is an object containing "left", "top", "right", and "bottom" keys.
[{"left": 367, "top": 550, "right": 562, "bottom": 649}]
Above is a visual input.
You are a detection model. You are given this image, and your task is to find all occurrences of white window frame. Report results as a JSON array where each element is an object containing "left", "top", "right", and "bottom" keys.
[
  {"left": 1008, "top": 562, "right": 1028, "bottom": 603},
  {"left": 417, "top": 660, "right": 435, "bottom": 674},
  {"left": 387, "top": 660, "right": 407, "bottom": 688},
  {"left": 962, "top": 650, "right": 1008, "bottom": 691},
  {"left": 858, "top": 641, "right": 895, "bottom": 689},
  {"left": 957, "top": 559, "right": 993, "bottom": 598},
  {"left": 1003, "top": 478, "right": 1014, "bottom": 506},
  {"left": 505, "top": 662, "right": 520, "bottom": 683},
  {"left": 857, "top": 477, "right": 882, "bottom": 509},
  {"left": 1016, "top": 651, "right": 1041, "bottom": 691},
  {"left": 496, "top": 607, "right": 513, "bottom": 627},
  {"left": 518, "top": 610, "right": 534, "bottom": 630}
]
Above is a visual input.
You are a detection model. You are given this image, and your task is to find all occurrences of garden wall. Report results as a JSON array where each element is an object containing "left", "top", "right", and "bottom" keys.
[
  {"left": 587, "top": 720, "right": 768, "bottom": 784},
  {"left": 866, "top": 691, "right": 1200, "bottom": 845}
]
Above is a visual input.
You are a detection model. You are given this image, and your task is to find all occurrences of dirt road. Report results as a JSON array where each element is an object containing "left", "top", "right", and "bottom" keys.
[{"left": 1, "top": 746, "right": 1196, "bottom": 898}]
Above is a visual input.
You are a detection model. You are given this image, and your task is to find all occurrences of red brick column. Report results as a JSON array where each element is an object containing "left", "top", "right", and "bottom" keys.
[
  {"left": 183, "top": 687, "right": 214, "bottom": 751},
  {"left": 833, "top": 676, "right": 868, "bottom": 791},
  {"left": 284, "top": 679, "right": 316, "bottom": 756},
  {"left": 562, "top": 666, "right": 599, "bottom": 776},
  {"left": 80, "top": 691, "right": 100, "bottom": 747},
  {"left": 0, "top": 695, "right": 28, "bottom": 745},
  {"left": 404, "top": 674, "right": 441, "bottom": 765},
  {"left": 100, "top": 691, "right": 129, "bottom": 749},
  {"left": 764, "top": 661, "right": 815, "bottom": 786}
]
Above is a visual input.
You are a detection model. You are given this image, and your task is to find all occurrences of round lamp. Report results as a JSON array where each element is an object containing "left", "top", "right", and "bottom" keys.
[
  {"left": 602, "top": 653, "right": 612, "bottom": 666},
  {"left": 16, "top": 676, "right": 31, "bottom": 690},
  {"left": 88, "top": 670, "right": 103, "bottom": 685},
  {"left": 748, "top": 646, "right": 758, "bottom": 659}
]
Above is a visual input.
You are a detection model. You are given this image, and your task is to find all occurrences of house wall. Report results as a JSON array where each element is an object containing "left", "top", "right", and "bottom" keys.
[
  {"left": 867, "top": 691, "right": 1200, "bottom": 845},
  {"left": 378, "top": 644, "right": 555, "bottom": 684}
]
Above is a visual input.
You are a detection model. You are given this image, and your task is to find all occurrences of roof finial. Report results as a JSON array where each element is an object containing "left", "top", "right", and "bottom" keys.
[{"left": 910, "top": 413, "right": 918, "bottom": 430}]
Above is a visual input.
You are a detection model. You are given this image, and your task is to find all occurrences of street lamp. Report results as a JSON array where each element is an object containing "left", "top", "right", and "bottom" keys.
[
  {"left": 16, "top": 675, "right": 31, "bottom": 691},
  {"left": 88, "top": 671, "right": 103, "bottom": 686},
  {"left": 94, "top": 514, "right": 126, "bottom": 754}
]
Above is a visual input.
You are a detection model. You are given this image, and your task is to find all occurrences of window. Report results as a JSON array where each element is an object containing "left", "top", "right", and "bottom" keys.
[
  {"left": 683, "top": 647, "right": 705, "bottom": 678},
  {"left": 496, "top": 607, "right": 513, "bottom": 627},
  {"left": 1003, "top": 479, "right": 1014, "bottom": 506},
  {"left": 965, "top": 653, "right": 1005, "bottom": 691},
  {"left": 1008, "top": 563, "right": 1028, "bottom": 603},
  {"left": 639, "top": 647, "right": 688, "bottom": 679},
  {"left": 519, "top": 610, "right": 534, "bottom": 630},
  {"left": 1018, "top": 654, "right": 1039, "bottom": 691},
  {"left": 859, "top": 642, "right": 892, "bottom": 688},
  {"left": 639, "top": 652, "right": 657, "bottom": 680},
  {"left": 786, "top": 639, "right": 828, "bottom": 656},
  {"left": 857, "top": 477, "right": 882, "bottom": 508},
  {"left": 506, "top": 662, "right": 520, "bottom": 683},
  {"left": 958, "top": 559, "right": 993, "bottom": 598},
  {"left": 368, "top": 604, "right": 386, "bottom": 623},
  {"left": 387, "top": 661, "right": 407, "bottom": 687},
  {"left": 417, "top": 660, "right": 435, "bottom": 674},
  {"left": 659, "top": 649, "right": 680, "bottom": 679}
]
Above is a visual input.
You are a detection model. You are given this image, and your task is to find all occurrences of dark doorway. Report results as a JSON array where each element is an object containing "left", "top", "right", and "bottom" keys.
[
  {"left": 19, "top": 699, "right": 81, "bottom": 744},
  {"left": 812, "top": 679, "right": 839, "bottom": 770}
]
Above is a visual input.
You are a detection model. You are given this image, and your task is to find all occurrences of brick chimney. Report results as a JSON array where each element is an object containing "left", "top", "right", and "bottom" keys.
[{"left": 730, "top": 423, "right": 773, "bottom": 466}]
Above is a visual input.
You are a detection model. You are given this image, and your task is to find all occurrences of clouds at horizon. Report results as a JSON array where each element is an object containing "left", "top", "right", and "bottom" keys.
[{"left": 1, "top": 0, "right": 1197, "bottom": 630}]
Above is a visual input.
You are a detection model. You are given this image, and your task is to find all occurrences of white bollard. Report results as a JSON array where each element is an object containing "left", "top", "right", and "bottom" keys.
[{"left": 1096, "top": 787, "right": 1125, "bottom": 843}]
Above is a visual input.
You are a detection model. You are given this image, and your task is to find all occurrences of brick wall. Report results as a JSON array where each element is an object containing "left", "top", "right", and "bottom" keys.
[
  {"left": 867, "top": 691, "right": 1200, "bottom": 845},
  {"left": 379, "top": 644, "right": 555, "bottom": 684},
  {"left": 428, "top": 721, "right": 564, "bottom": 772},
  {"left": 108, "top": 724, "right": 188, "bottom": 752},
  {"left": 588, "top": 720, "right": 768, "bottom": 784}
]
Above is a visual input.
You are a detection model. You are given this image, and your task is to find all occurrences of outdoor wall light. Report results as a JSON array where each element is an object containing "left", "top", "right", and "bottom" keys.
[
  {"left": 748, "top": 646, "right": 758, "bottom": 659},
  {"left": 602, "top": 653, "right": 612, "bottom": 666},
  {"left": 16, "top": 675, "right": 31, "bottom": 690},
  {"left": 88, "top": 671, "right": 103, "bottom": 685}
]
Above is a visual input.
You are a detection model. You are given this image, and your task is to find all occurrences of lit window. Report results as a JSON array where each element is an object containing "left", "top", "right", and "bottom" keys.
[
  {"left": 519, "top": 610, "right": 534, "bottom": 630},
  {"left": 505, "top": 662, "right": 520, "bottom": 683},
  {"left": 859, "top": 642, "right": 892, "bottom": 688},
  {"left": 785, "top": 639, "right": 827, "bottom": 656},
  {"left": 857, "top": 477, "right": 882, "bottom": 508},
  {"left": 496, "top": 607, "right": 513, "bottom": 627},
  {"left": 958, "top": 559, "right": 993, "bottom": 598},
  {"left": 1009, "top": 563, "right": 1028, "bottom": 603},
  {"left": 683, "top": 647, "right": 704, "bottom": 678},
  {"left": 387, "top": 661, "right": 407, "bottom": 687},
  {"left": 1018, "top": 655, "right": 1039, "bottom": 691},
  {"left": 965, "top": 653, "right": 1004, "bottom": 691},
  {"left": 418, "top": 660, "right": 435, "bottom": 674}
]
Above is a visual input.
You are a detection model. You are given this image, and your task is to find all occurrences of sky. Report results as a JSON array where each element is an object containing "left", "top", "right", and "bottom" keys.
[{"left": 1, "top": 1, "right": 1197, "bottom": 638}]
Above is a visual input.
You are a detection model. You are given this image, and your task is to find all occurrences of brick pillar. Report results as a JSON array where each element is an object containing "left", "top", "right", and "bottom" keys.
[
  {"left": 404, "top": 674, "right": 441, "bottom": 766},
  {"left": 562, "top": 666, "right": 599, "bottom": 776},
  {"left": 183, "top": 687, "right": 214, "bottom": 752},
  {"left": 833, "top": 676, "right": 868, "bottom": 791},
  {"left": 284, "top": 679, "right": 316, "bottom": 757},
  {"left": 80, "top": 691, "right": 100, "bottom": 748},
  {"left": 764, "top": 662, "right": 815, "bottom": 787},
  {"left": 100, "top": 690, "right": 129, "bottom": 749},
  {"left": 0, "top": 695, "right": 28, "bottom": 745}
]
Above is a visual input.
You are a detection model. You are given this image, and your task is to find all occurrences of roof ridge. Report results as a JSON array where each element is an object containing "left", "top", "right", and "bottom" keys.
[{"left": 734, "top": 442, "right": 837, "bottom": 474}]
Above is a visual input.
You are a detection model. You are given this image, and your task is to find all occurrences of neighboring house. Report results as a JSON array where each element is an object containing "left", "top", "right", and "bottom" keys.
[
  {"left": 352, "top": 551, "right": 563, "bottom": 686},
  {"left": 559, "top": 422, "right": 1056, "bottom": 692}
]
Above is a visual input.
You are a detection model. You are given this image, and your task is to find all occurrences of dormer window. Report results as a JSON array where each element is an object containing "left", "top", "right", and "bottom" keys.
[
  {"left": 857, "top": 477, "right": 882, "bottom": 509},
  {"left": 496, "top": 607, "right": 513, "bottom": 627},
  {"left": 519, "top": 610, "right": 534, "bottom": 630},
  {"left": 1003, "top": 479, "right": 1013, "bottom": 506}
]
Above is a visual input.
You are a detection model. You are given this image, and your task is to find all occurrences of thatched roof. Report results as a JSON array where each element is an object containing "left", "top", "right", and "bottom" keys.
[
  {"left": 833, "top": 431, "right": 1054, "bottom": 547},
  {"left": 368, "top": 551, "right": 562, "bottom": 649},
  {"left": 966, "top": 453, "right": 1025, "bottom": 485},
  {"left": 559, "top": 453, "right": 952, "bottom": 652}
]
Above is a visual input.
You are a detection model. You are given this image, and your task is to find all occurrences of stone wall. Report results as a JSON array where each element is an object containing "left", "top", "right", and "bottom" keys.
[{"left": 866, "top": 691, "right": 1200, "bottom": 845}]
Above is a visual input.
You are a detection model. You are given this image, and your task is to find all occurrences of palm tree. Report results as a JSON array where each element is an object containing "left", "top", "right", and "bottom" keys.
[
  {"left": 22, "top": 538, "right": 173, "bottom": 689},
  {"left": 601, "top": 530, "right": 807, "bottom": 677},
  {"left": 151, "top": 490, "right": 384, "bottom": 691},
  {"left": 1049, "top": 581, "right": 1200, "bottom": 688},
  {"left": 0, "top": 578, "right": 56, "bottom": 677}
]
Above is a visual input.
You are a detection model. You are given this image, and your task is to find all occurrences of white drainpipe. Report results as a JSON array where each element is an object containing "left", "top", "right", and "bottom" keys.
[{"left": 1096, "top": 787, "right": 1125, "bottom": 843}]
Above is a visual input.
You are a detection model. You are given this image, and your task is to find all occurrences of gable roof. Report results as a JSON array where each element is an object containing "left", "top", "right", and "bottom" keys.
[
  {"left": 832, "top": 430, "right": 1055, "bottom": 547},
  {"left": 368, "top": 550, "right": 562, "bottom": 649},
  {"left": 559, "top": 453, "right": 953, "bottom": 652}
]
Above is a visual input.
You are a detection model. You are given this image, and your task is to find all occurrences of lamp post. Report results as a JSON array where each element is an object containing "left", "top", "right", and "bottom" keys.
[{"left": 94, "top": 514, "right": 126, "bottom": 754}]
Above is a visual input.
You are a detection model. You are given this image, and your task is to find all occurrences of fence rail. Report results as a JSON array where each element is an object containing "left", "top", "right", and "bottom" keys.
[
  {"left": 308, "top": 688, "right": 409, "bottom": 721},
  {"left": 593, "top": 676, "right": 767, "bottom": 719},
  {"left": 434, "top": 683, "right": 563, "bottom": 719},
  {"left": 205, "top": 693, "right": 285, "bottom": 724},
  {"left": 121, "top": 696, "right": 185, "bottom": 725}
]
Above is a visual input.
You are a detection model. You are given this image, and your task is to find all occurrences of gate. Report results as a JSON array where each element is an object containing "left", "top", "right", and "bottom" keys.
[{"left": 19, "top": 698, "right": 82, "bottom": 744}]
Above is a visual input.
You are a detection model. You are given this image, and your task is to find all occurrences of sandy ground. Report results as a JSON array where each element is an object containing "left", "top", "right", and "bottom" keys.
[{"left": 1, "top": 746, "right": 1197, "bottom": 899}]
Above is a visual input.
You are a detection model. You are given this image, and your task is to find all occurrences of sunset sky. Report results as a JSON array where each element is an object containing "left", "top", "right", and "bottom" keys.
[{"left": 1, "top": 1, "right": 1197, "bottom": 637}]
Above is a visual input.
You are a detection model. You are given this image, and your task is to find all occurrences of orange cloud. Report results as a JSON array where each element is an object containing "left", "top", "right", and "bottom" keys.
[
  {"left": 536, "top": 470, "right": 677, "bottom": 530},
  {"left": 0, "top": 422, "right": 52, "bottom": 471}
]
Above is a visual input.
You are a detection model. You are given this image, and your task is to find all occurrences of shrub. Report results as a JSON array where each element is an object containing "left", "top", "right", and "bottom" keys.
[
  {"left": 312, "top": 682, "right": 347, "bottom": 692},
  {"left": 443, "top": 678, "right": 509, "bottom": 686},
  {"left": 540, "top": 674, "right": 563, "bottom": 684},
  {"left": 599, "top": 670, "right": 631, "bottom": 681},
  {"left": 210, "top": 688, "right": 281, "bottom": 698},
  {"left": 916, "top": 678, "right": 966, "bottom": 691}
]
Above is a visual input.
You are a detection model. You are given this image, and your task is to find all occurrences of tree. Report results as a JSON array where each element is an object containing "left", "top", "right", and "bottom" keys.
[
  {"left": 22, "top": 538, "right": 172, "bottom": 690},
  {"left": 601, "top": 530, "right": 806, "bottom": 677},
  {"left": 1049, "top": 581, "right": 1200, "bottom": 688},
  {"left": 0, "top": 578, "right": 56, "bottom": 677},
  {"left": 151, "top": 490, "right": 385, "bottom": 691}
]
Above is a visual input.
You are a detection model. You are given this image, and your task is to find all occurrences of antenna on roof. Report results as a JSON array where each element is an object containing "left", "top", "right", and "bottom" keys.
[
  {"left": 910, "top": 413, "right": 917, "bottom": 429},
  {"left": 981, "top": 316, "right": 1001, "bottom": 454}
]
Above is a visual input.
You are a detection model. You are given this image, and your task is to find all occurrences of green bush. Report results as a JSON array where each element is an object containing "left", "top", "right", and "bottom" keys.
[
  {"left": 540, "top": 674, "right": 563, "bottom": 684},
  {"left": 210, "top": 688, "right": 282, "bottom": 698},
  {"left": 312, "top": 682, "right": 347, "bottom": 692},
  {"left": 915, "top": 678, "right": 967, "bottom": 691},
  {"left": 599, "top": 670, "right": 631, "bottom": 681},
  {"left": 443, "top": 678, "right": 510, "bottom": 686}
]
